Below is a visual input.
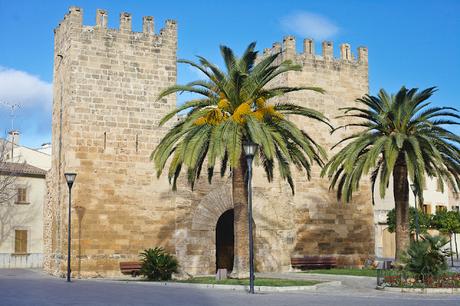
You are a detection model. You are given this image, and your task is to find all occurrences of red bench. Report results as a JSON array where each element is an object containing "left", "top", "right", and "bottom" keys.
[
  {"left": 291, "top": 256, "right": 337, "bottom": 270},
  {"left": 119, "top": 261, "right": 142, "bottom": 277}
]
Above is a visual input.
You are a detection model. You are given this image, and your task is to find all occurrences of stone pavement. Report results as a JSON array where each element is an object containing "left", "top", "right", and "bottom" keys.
[
  {"left": 258, "top": 271, "right": 376, "bottom": 295},
  {"left": 1, "top": 269, "right": 460, "bottom": 306}
]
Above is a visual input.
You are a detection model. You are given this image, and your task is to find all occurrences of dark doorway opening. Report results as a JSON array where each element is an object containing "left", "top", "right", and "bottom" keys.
[{"left": 216, "top": 209, "right": 234, "bottom": 272}]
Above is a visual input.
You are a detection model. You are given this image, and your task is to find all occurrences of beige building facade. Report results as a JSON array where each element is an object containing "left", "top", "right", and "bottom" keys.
[
  {"left": 0, "top": 133, "right": 51, "bottom": 268},
  {"left": 374, "top": 176, "right": 456, "bottom": 259},
  {"left": 44, "top": 7, "right": 375, "bottom": 278}
]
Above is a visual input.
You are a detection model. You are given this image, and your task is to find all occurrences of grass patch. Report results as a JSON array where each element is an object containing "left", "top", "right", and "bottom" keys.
[
  {"left": 176, "top": 277, "right": 320, "bottom": 287},
  {"left": 302, "top": 268, "right": 377, "bottom": 277}
]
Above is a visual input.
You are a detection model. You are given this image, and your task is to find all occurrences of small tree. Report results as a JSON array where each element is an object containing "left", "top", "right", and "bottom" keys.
[
  {"left": 386, "top": 207, "right": 431, "bottom": 235},
  {"left": 431, "top": 211, "right": 460, "bottom": 266},
  {"left": 0, "top": 139, "right": 18, "bottom": 204}
]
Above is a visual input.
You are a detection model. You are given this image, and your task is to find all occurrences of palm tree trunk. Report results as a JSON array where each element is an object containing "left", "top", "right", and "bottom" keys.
[
  {"left": 230, "top": 155, "right": 249, "bottom": 278},
  {"left": 393, "top": 154, "right": 410, "bottom": 262}
]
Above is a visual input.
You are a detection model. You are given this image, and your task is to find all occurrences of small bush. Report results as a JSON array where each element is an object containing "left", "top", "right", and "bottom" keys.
[
  {"left": 402, "top": 234, "right": 449, "bottom": 278},
  {"left": 140, "top": 247, "right": 179, "bottom": 281}
]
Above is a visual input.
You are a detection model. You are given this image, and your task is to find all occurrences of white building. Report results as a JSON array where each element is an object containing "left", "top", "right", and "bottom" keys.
[
  {"left": 0, "top": 131, "right": 51, "bottom": 268},
  {"left": 374, "top": 175, "right": 455, "bottom": 259}
]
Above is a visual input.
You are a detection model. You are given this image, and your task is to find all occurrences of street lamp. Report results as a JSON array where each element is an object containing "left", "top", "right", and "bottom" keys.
[
  {"left": 64, "top": 172, "right": 77, "bottom": 282},
  {"left": 410, "top": 183, "right": 420, "bottom": 241},
  {"left": 243, "top": 139, "right": 257, "bottom": 294}
]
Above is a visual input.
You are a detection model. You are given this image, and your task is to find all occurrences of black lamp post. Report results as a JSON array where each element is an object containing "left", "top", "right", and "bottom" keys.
[
  {"left": 243, "top": 140, "right": 257, "bottom": 294},
  {"left": 64, "top": 172, "right": 77, "bottom": 282},
  {"left": 410, "top": 183, "right": 420, "bottom": 241}
]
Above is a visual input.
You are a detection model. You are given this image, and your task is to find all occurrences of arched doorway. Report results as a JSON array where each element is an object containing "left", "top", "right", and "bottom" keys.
[{"left": 216, "top": 209, "right": 234, "bottom": 272}]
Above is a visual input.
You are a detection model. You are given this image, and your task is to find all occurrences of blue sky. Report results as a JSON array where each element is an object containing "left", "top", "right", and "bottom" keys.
[{"left": 0, "top": 0, "right": 459, "bottom": 148}]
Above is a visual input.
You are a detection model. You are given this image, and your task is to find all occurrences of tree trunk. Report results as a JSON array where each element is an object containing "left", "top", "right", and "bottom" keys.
[
  {"left": 230, "top": 155, "right": 249, "bottom": 278},
  {"left": 393, "top": 153, "right": 410, "bottom": 262},
  {"left": 455, "top": 233, "right": 458, "bottom": 260}
]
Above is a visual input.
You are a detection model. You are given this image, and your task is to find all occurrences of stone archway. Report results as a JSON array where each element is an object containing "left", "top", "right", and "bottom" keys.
[
  {"left": 191, "top": 182, "right": 233, "bottom": 231},
  {"left": 177, "top": 181, "right": 233, "bottom": 275}
]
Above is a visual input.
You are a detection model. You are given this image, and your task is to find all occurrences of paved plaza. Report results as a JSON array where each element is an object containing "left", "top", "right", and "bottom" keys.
[{"left": 1, "top": 269, "right": 460, "bottom": 306}]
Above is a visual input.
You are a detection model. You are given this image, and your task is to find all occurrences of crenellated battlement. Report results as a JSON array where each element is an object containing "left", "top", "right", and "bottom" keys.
[
  {"left": 56, "top": 7, "right": 177, "bottom": 41},
  {"left": 262, "top": 36, "right": 368, "bottom": 65}
]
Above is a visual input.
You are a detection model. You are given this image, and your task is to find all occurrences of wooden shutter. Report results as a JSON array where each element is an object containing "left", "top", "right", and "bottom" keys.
[
  {"left": 423, "top": 204, "right": 431, "bottom": 215},
  {"left": 14, "top": 230, "right": 28, "bottom": 253},
  {"left": 436, "top": 205, "right": 447, "bottom": 214},
  {"left": 17, "top": 188, "right": 27, "bottom": 203}
]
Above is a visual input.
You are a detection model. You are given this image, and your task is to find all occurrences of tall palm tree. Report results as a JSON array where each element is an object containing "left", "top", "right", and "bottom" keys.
[
  {"left": 321, "top": 87, "right": 460, "bottom": 260},
  {"left": 152, "top": 42, "right": 331, "bottom": 277}
]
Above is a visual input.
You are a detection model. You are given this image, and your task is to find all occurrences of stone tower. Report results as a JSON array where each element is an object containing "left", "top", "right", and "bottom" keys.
[
  {"left": 253, "top": 37, "right": 374, "bottom": 270},
  {"left": 44, "top": 7, "right": 177, "bottom": 277},
  {"left": 45, "top": 7, "right": 374, "bottom": 278}
]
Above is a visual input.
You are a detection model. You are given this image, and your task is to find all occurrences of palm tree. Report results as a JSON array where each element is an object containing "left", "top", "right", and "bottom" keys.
[
  {"left": 152, "top": 42, "right": 331, "bottom": 277},
  {"left": 321, "top": 87, "right": 460, "bottom": 261}
]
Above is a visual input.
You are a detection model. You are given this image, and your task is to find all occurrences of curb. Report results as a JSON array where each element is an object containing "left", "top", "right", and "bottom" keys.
[
  {"left": 297, "top": 273, "right": 375, "bottom": 280},
  {"left": 378, "top": 286, "right": 460, "bottom": 295},
  {"left": 90, "top": 278, "right": 342, "bottom": 293}
]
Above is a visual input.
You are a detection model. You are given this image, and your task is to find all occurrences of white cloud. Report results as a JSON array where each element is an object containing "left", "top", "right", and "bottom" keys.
[
  {"left": 280, "top": 11, "right": 339, "bottom": 40},
  {"left": 0, "top": 66, "right": 52, "bottom": 110}
]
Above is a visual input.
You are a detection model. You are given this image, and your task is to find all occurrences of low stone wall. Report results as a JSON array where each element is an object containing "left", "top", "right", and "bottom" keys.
[
  {"left": 381, "top": 286, "right": 460, "bottom": 294},
  {"left": 0, "top": 253, "right": 43, "bottom": 268}
]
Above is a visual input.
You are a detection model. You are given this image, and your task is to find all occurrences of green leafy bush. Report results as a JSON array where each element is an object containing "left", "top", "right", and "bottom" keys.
[
  {"left": 403, "top": 234, "right": 449, "bottom": 278},
  {"left": 386, "top": 207, "right": 431, "bottom": 234},
  {"left": 431, "top": 210, "right": 460, "bottom": 235},
  {"left": 140, "top": 247, "right": 179, "bottom": 281}
]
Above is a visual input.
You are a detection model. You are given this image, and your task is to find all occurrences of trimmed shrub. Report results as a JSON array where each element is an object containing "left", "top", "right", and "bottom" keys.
[
  {"left": 402, "top": 234, "right": 449, "bottom": 278},
  {"left": 140, "top": 247, "right": 179, "bottom": 281}
]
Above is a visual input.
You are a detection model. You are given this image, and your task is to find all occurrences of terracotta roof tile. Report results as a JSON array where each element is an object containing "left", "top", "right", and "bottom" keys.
[{"left": 0, "top": 162, "right": 47, "bottom": 177}]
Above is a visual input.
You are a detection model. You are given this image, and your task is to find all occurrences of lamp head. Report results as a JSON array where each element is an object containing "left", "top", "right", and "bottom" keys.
[
  {"left": 410, "top": 183, "right": 417, "bottom": 194},
  {"left": 243, "top": 139, "right": 258, "bottom": 158},
  {"left": 64, "top": 172, "right": 77, "bottom": 189}
]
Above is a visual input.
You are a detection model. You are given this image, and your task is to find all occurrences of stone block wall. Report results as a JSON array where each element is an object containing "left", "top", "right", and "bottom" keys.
[
  {"left": 249, "top": 36, "right": 374, "bottom": 271},
  {"left": 44, "top": 7, "right": 177, "bottom": 277}
]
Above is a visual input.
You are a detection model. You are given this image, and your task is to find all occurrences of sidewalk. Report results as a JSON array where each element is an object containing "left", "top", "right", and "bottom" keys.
[{"left": 257, "top": 272, "right": 376, "bottom": 295}]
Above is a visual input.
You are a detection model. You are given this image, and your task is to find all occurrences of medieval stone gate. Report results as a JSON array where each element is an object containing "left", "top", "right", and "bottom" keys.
[{"left": 44, "top": 7, "right": 375, "bottom": 277}]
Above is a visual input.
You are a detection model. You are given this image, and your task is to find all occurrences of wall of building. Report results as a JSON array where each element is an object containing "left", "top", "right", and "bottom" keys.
[
  {"left": 255, "top": 37, "right": 373, "bottom": 270},
  {"left": 374, "top": 176, "right": 452, "bottom": 259},
  {"left": 2, "top": 136, "right": 51, "bottom": 171},
  {"left": 0, "top": 176, "right": 46, "bottom": 268}
]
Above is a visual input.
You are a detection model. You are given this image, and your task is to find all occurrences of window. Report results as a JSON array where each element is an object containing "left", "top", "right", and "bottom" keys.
[
  {"left": 435, "top": 205, "right": 447, "bottom": 214},
  {"left": 453, "top": 206, "right": 460, "bottom": 212},
  {"left": 14, "top": 230, "right": 28, "bottom": 254},
  {"left": 422, "top": 204, "right": 431, "bottom": 215},
  {"left": 435, "top": 179, "right": 443, "bottom": 192},
  {"left": 16, "top": 187, "right": 28, "bottom": 204}
]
